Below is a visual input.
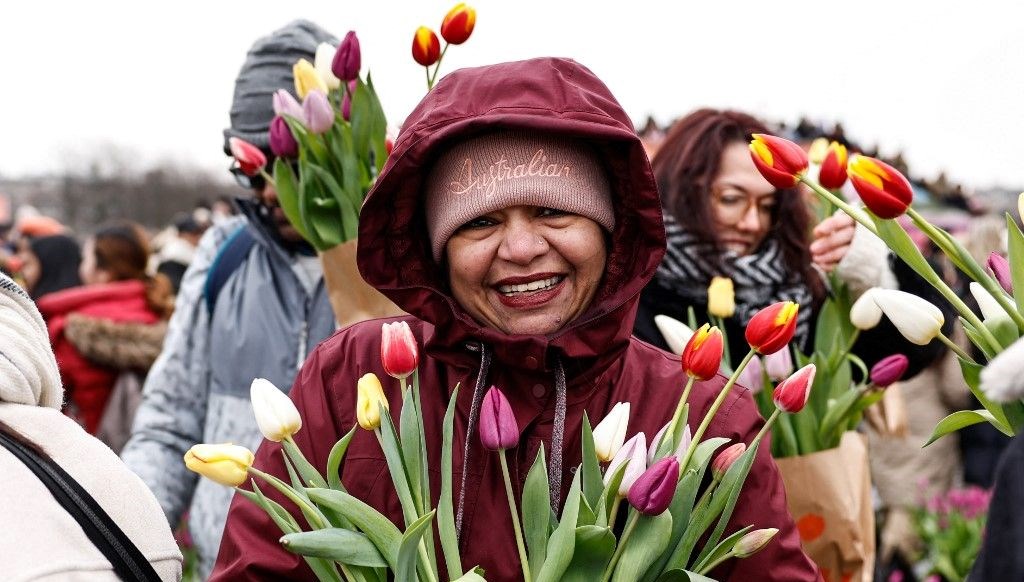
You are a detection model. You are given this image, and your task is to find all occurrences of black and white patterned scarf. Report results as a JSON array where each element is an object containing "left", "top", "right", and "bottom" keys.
[{"left": 655, "top": 212, "right": 814, "bottom": 349}]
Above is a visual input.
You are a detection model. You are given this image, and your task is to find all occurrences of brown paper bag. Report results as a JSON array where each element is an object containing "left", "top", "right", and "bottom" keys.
[
  {"left": 775, "top": 432, "right": 875, "bottom": 582},
  {"left": 320, "top": 239, "right": 405, "bottom": 328}
]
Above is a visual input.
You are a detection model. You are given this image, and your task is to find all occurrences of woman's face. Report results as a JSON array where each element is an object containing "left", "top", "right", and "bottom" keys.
[
  {"left": 15, "top": 239, "right": 40, "bottom": 292},
  {"left": 710, "top": 142, "right": 778, "bottom": 256},
  {"left": 445, "top": 205, "right": 607, "bottom": 335},
  {"left": 79, "top": 238, "right": 108, "bottom": 285}
]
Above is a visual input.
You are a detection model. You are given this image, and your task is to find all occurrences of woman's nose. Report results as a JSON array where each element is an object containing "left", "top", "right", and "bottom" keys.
[
  {"left": 736, "top": 203, "right": 763, "bottom": 233},
  {"left": 497, "top": 221, "right": 548, "bottom": 264}
]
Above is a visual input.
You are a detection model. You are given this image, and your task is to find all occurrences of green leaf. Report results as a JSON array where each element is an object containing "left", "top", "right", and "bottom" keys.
[
  {"left": 295, "top": 165, "right": 325, "bottom": 250},
  {"left": 985, "top": 315, "right": 1020, "bottom": 348},
  {"left": 596, "top": 462, "right": 626, "bottom": 527},
  {"left": 690, "top": 525, "right": 752, "bottom": 574},
  {"left": 692, "top": 443, "right": 760, "bottom": 567},
  {"left": 438, "top": 386, "right": 463, "bottom": 581},
  {"left": 562, "top": 525, "right": 615, "bottom": 581},
  {"left": 536, "top": 471, "right": 583, "bottom": 582},
  {"left": 272, "top": 158, "right": 312, "bottom": 243},
  {"left": 280, "top": 528, "right": 388, "bottom": 567},
  {"left": 398, "top": 387, "right": 423, "bottom": 513},
  {"left": 377, "top": 406, "right": 420, "bottom": 527},
  {"left": 959, "top": 357, "right": 1013, "bottom": 431},
  {"left": 523, "top": 446, "right": 550, "bottom": 580},
  {"left": 960, "top": 316, "right": 996, "bottom": 360},
  {"left": 326, "top": 426, "right": 357, "bottom": 490},
  {"left": 305, "top": 488, "right": 402, "bottom": 569},
  {"left": 925, "top": 409, "right": 1012, "bottom": 446},
  {"left": 1006, "top": 214, "right": 1024, "bottom": 315},
  {"left": 581, "top": 412, "right": 604, "bottom": 511},
  {"left": 282, "top": 438, "right": 327, "bottom": 489},
  {"left": 817, "top": 389, "right": 861, "bottom": 446},
  {"left": 612, "top": 512, "right": 673, "bottom": 582},
  {"left": 246, "top": 484, "right": 344, "bottom": 582},
  {"left": 395, "top": 511, "right": 436, "bottom": 582},
  {"left": 871, "top": 212, "right": 936, "bottom": 280}
]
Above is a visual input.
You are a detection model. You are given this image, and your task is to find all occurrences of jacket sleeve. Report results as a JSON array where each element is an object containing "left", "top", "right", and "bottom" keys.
[
  {"left": 120, "top": 219, "right": 240, "bottom": 526},
  {"left": 834, "top": 220, "right": 898, "bottom": 297},
  {"left": 708, "top": 389, "right": 823, "bottom": 582}
]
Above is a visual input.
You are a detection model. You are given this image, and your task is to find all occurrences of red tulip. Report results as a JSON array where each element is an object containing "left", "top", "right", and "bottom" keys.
[
  {"left": 711, "top": 442, "right": 746, "bottom": 480},
  {"left": 847, "top": 155, "right": 913, "bottom": 219},
  {"left": 745, "top": 301, "right": 800, "bottom": 355},
  {"left": 773, "top": 364, "right": 816, "bottom": 413},
  {"left": 385, "top": 138, "right": 394, "bottom": 156},
  {"left": 870, "top": 354, "right": 909, "bottom": 388},
  {"left": 988, "top": 252, "right": 1014, "bottom": 295},
  {"left": 228, "top": 137, "right": 266, "bottom": 176},
  {"left": 441, "top": 3, "right": 476, "bottom": 45},
  {"left": 479, "top": 386, "right": 519, "bottom": 450},
  {"left": 748, "top": 134, "right": 809, "bottom": 189},
  {"left": 412, "top": 26, "right": 441, "bottom": 67},
  {"left": 381, "top": 321, "right": 418, "bottom": 380},
  {"left": 627, "top": 457, "right": 679, "bottom": 516},
  {"left": 818, "top": 141, "right": 848, "bottom": 190},
  {"left": 332, "top": 31, "right": 361, "bottom": 82},
  {"left": 681, "top": 324, "right": 724, "bottom": 380}
]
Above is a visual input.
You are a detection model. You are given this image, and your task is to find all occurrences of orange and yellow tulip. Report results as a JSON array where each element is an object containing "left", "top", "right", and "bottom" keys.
[
  {"left": 412, "top": 26, "right": 441, "bottom": 67},
  {"left": 847, "top": 155, "right": 913, "bottom": 218},
  {"left": 818, "top": 141, "right": 848, "bottom": 190},
  {"left": 744, "top": 301, "right": 799, "bottom": 355},
  {"left": 681, "top": 324, "right": 724, "bottom": 380},
  {"left": 748, "top": 134, "right": 808, "bottom": 189},
  {"left": 441, "top": 3, "right": 476, "bottom": 45}
]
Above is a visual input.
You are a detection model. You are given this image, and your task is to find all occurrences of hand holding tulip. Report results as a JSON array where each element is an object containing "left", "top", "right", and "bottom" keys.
[{"left": 810, "top": 213, "right": 856, "bottom": 272}]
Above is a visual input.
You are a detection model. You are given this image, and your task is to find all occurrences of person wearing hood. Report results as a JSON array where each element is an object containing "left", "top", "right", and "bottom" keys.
[
  {"left": 15, "top": 233, "right": 84, "bottom": 299},
  {"left": 211, "top": 58, "right": 818, "bottom": 581},
  {"left": 0, "top": 271, "right": 182, "bottom": 580},
  {"left": 120, "top": 20, "right": 338, "bottom": 578}
]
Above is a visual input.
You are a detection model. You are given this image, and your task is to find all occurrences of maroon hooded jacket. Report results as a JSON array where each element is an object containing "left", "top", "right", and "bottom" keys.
[{"left": 211, "top": 58, "right": 820, "bottom": 581}]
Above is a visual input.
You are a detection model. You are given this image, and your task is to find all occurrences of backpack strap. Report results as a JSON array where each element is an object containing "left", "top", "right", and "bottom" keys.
[
  {"left": 204, "top": 225, "right": 257, "bottom": 317},
  {"left": 0, "top": 429, "right": 163, "bottom": 582}
]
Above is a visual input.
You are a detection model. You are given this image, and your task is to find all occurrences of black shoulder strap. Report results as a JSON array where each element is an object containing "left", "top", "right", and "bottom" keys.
[
  {"left": 204, "top": 225, "right": 257, "bottom": 317},
  {"left": 0, "top": 429, "right": 163, "bottom": 582}
]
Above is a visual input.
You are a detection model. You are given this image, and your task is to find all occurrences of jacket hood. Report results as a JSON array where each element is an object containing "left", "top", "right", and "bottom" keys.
[
  {"left": 0, "top": 273, "right": 63, "bottom": 409},
  {"left": 358, "top": 57, "right": 665, "bottom": 372}
]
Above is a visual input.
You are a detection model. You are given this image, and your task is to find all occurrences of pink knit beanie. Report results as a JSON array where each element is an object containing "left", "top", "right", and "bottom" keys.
[{"left": 425, "top": 130, "right": 615, "bottom": 262}]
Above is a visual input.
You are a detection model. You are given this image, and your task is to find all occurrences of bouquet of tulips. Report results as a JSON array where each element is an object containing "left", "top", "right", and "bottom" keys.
[
  {"left": 185, "top": 302, "right": 819, "bottom": 581},
  {"left": 910, "top": 485, "right": 991, "bottom": 582},
  {"left": 749, "top": 133, "right": 1024, "bottom": 444}
]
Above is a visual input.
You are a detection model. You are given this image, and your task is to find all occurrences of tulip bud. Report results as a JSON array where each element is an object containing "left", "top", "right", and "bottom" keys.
[
  {"left": 332, "top": 31, "right": 361, "bottom": 82},
  {"left": 745, "top": 301, "right": 800, "bottom": 355},
  {"left": 479, "top": 386, "right": 519, "bottom": 450},
  {"left": 412, "top": 26, "right": 442, "bottom": 67},
  {"left": 269, "top": 116, "right": 298, "bottom": 159},
  {"left": 847, "top": 155, "right": 913, "bottom": 219},
  {"left": 748, "top": 134, "right": 809, "bottom": 189},
  {"left": 648, "top": 423, "right": 691, "bottom": 464},
  {"left": 708, "top": 276, "right": 736, "bottom": 318},
  {"left": 441, "top": 3, "right": 476, "bottom": 45},
  {"left": 653, "top": 314, "right": 694, "bottom": 356},
  {"left": 872, "top": 289, "right": 944, "bottom": 345},
  {"left": 313, "top": 42, "right": 341, "bottom": 90},
  {"left": 763, "top": 346, "right": 794, "bottom": 382},
  {"left": 681, "top": 324, "right": 724, "bottom": 381},
  {"left": 184, "top": 443, "right": 254, "bottom": 487},
  {"left": 773, "top": 364, "right": 816, "bottom": 413},
  {"left": 981, "top": 335, "right": 1024, "bottom": 403},
  {"left": 807, "top": 138, "right": 829, "bottom": 165},
  {"left": 341, "top": 80, "right": 357, "bottom": 122},
  {"left": 592, "top": 402, "right": 630, "bottom": 462},
  {"left": 293, "top": 58, "right": 328, "bottom": 100},
  {"left": 970, "top": 282, "right": 1005, "bottom": 321},
  {"left": 301, "top": 90, "right": 334, "bottom": 135},
  {"left": 356, "top": 373, "right": 388, "bottom": 430},
  {"left": 381, "top": 321, "right": 419, "bottom": 380},
  {"left": 228, "top": 137, "right": 266, "bottom": 176},
  {"left": 627, "top": 457, "right": 680, "bottom": 516},
  {"left": 850, "top": 288, "right": 883, "bottom": 330},
  {"left": 870, "top": 354, "right": 909, "bottom": 388},
  {"left": 711, "top": 442, "right": 746, "bottom": 480},
  {"left": 605, "top": 432, "right": 647, "bottom": 496},
  {"left": 818, "top": 142, "right": 848, "bottom": 190},
  {"left": 272, "top": 89, "right": 304, "bottom": 120},
  {"left": 250, "top": 378, "right": 301, "bottom": 442},
  {"left": 734, "top": 528, "right": 779, "bottom": 558},
  {"left": 988, "top": 252, "right": 1014, "bottom": 295},
  {"left": 737, "top": 355, "right": 765, "bottom": 394}
]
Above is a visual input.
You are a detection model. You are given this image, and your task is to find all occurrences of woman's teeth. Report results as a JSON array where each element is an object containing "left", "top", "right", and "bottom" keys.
[{"left": 498, "top": 276, "right": 562, "bottom": 295}]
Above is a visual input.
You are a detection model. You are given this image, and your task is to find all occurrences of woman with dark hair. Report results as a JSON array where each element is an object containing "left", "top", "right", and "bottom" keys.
[
  {"left": 15, "top": 234, "right": 83, "bottom": 299},
  {"left": 36, "top": 221, "right": 173, "bottom": 448}
]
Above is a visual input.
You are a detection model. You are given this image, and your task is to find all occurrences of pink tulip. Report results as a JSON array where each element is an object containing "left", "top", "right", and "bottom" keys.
[
  {"left": 381, "top": 321, "right": 418, "bottom": 380},
  {"left": 773, "top": 364, "right": 816, "bottom": 413},
  {"left": 763, "top": 346, "right": 794, "bottom": 382},
  {"left": 605, "top": 432, "right": 647, "bottom": 496},
  {"left": 988, "top": 252, "right": 1014, "bottom": 295},
  {"left": 272, "top": 89, "right": 303, "bottom": 120},
  {"left": 737, "top": 355, "right": 765, "bottom": 394},
  {"left": 870, "top": 354, "right": 909, "bottom": 388},
  {"left": 302, "top": 90, "right": 334, "bottom": 135},
  {"left": 479, "top": 386, "right": 519, "bottom": 450},
  {"left": 627, "top": 457, "right": 679, "bottom": 516},
  {"left": 711, "top": 442, "right": 746, "bottom": 480},
  {"left": 647, "top": 423, "right": 691, "bottom": 464},
  {"left": 228, "top": 137, "right": 266, "bottom": 176}
]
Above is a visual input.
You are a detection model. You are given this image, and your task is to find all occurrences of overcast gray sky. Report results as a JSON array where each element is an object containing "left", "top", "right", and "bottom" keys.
[{"left": 2, "top": 0, "right": 1022, "bottom": 189}]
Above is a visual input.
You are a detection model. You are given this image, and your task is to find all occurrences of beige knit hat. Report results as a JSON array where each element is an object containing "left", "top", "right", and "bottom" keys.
[{"left": 425, "top": 130, "right": 615, "bottom": 262}]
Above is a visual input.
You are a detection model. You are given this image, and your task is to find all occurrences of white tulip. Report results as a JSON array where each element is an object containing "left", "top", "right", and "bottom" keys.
[
  {"left": 314, "top": 42, "right": 341, "bottom": 90},
  {"left": 872, "top": 289, "right": 944, "bottom": 345},
  {"left": 250, "top": 378, "right": 302, "bottom": 442},
  {"left": 849, "top": 288, "right": 883, "bottom": 330},
  {"left": 981, "top": 335, "right": 1024, "bottom": 403},
  {"left": 654, "top": 315, "right": 695, "bottom": 356},
  {"left": 592, "top": 402, "right": 630, "bottom": 462},
  {"left": 970, "top": 282, "right": 1008, "bottom": 321}
]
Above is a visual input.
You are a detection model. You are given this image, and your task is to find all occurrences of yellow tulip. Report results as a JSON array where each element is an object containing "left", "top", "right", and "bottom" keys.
[
  {"left": 707, "top": 276, "right": 736, "bottom": 318},
  {"left": 293, "top": 58, "right": 327, "bottom": 100},
  {"left": 183, "top": 443, "right": 254, "bottom": 487},
  {"left": 357, "top": 373, "right": 389, "bottom": 430}
]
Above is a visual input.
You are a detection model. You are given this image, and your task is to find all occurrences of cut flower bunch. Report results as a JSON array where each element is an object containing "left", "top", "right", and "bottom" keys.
[{"left": 185, "top": 301, "right": 817, "bottom": 581}]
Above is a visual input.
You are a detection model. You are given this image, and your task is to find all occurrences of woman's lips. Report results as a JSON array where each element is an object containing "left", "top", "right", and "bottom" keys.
[{"left": 493, "top": 275, "right": 567, "bottom": 309}]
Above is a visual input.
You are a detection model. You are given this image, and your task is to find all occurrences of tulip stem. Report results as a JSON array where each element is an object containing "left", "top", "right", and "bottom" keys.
[
  {"left": 429, "top": 44, "right": 451, "bottom": 88},
  {"left": 607, "top": 496, "right": 623, "bottom": 527},
  {"left": 752, "top": 408, "right": 782, "bottom": 448},
  {"left": 679, "top": 349, "right": 756, "bottom": 474},
  {"left": 799, "top": 176, "right": 879, "bottom": 237},
  {"left": 249, "top": 467, "right": 327, "bottom": 530},
  {"left": 662, "top": 377, "right": 696, "bottom": 455},
  {"left": 601, "top": 511, "right": 641, "bottom": 582},
  {"left": 697, "top": 549, "right": 737, "bottom": 576},
  {"left": 937, "top": 331, "right": 976, "bottom": 364},
  {"left": 498, "top": 451, "right": 532, "bottom": 582}
]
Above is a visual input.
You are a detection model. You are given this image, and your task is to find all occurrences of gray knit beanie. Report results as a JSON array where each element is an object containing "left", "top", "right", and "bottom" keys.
[{"left": 222, "top": 20, "right": 337, "bottom": 154}]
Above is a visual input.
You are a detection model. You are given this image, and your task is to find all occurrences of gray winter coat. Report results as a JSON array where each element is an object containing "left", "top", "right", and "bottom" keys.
[{"left": 121, "top": 199, "right": 335, "bottom": 578}]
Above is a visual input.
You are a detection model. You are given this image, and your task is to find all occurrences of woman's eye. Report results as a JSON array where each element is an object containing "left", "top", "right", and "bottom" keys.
[
  {"left": 458, "top": 216, "right": 496, "bottom": 231},
  {"left": 538, "top": 207, "right": 570, "bottom": 217},
  {"left": 718, "top": 196, "right": 744, "bottom": 206}
]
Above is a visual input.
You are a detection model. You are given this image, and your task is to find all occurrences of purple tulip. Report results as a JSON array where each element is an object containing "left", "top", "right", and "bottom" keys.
[
  {"left": 341, "top": 80, "right": 357, "bottom": 121},
  {"left": 988, "top": 252, "right": 1014, "bottom": 295},
  {"left": 269, "top": 116, "right": 298, "bottom": 159},
  {"left": 627, "top": 457, "right": 679, "bottom": 515},
  {"left": 870, "top": 354, "right": 909, "bottom": 388},
  {"left": 272, "top": 89, "right": 303, "bottom": 120},
  {"left": 332, "top": 31, "right": 361, "bottom": 82},
  {"left": 302, "top": 90, "right": 334, "bottom": 135},
  {"left": 479, "top": 386, "right": 519, "bottom": 450}
]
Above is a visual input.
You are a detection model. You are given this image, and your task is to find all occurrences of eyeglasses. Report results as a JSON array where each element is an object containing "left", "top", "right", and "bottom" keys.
[
  {"left": 229, "top": 162, "right": 267, "bottom": 191},
  {"left": 711, "top": 188, "right": 777, "bottom": 226}
]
